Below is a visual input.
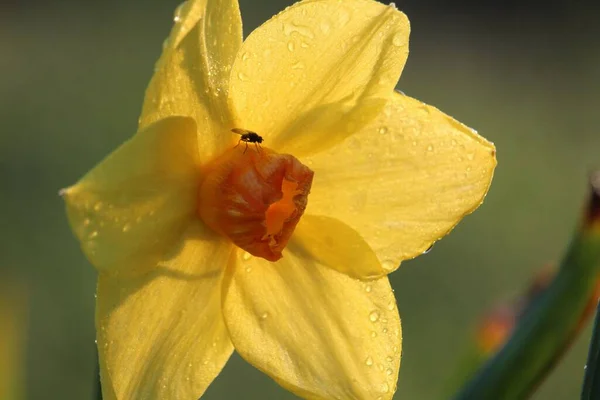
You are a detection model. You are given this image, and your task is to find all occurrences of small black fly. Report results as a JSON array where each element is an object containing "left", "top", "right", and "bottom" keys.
[{"left": 232, "top": 128, "right": 263, "bottom": 153}]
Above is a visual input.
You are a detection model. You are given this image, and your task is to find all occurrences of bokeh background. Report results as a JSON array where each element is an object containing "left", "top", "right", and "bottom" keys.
[{"left": 2, "top": 0, "right": 599, "bottom": 398}]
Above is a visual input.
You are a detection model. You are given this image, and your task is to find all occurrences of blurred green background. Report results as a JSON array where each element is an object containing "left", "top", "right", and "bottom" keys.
[{"left": 2, "top": 0, "right": 599, "bottom": 398}]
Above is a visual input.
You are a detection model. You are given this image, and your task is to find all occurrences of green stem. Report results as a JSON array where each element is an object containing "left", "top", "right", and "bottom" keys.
[
  {"left": 95, "top": 350, "right": 102, "bottom": 400},
  {"left": 454, "top": 173, "right": 600, "bottom": 400},
  {"left": 581, "top": 301, "right": 600, "bottom": 399}
]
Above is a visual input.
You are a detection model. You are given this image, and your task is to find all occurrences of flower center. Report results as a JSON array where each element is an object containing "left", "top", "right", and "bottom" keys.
[{"left": 197, "top": 144, "right": 313, "bottom": 261}]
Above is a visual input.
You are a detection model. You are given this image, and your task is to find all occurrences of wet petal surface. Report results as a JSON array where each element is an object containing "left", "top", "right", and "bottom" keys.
[
  {"left": 140, "top": 0, "right": 243, "bottom": 162},
  {"left": 222, "top": 245, "right": 401, "bottom": 400},
  {"left": 229, "top": 0, "right": 410, "bottom": 157},
  {"left": 97, "top": 222, "right": 234, "bottom": 400},
  {"left": 64, "top": 117, "right": 200, "bottom": 273},
  {"left": 304, "top": 91, "right": 497, "bottom": 271}
]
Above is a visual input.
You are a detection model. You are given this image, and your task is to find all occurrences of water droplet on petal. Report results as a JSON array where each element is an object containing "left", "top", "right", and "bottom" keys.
[
  {"left": 386, "top": 356, "right": 393, "bottom": 362},
  {"left": 93, "top": 202, "right": 103, "bottom": 211},
  {"left": 260, "top": 312, "right": 269, "bottom": 320},
  {"left": 237, "top": 72, "right": 249, "bottom": 81},
  {"left": 369, "top": 310, "right": 380, "bottom": 322},
  {"left": 386, "top": 368, "right": 393, "bottom": 376},
  {"left": 365, "top": 356, "right": 374, "bottom": 366},
  {"left": 88, "top": 231, "right": 98, "bottom": 239},
  {"left": 173, "top": 2, "right": 187, "bottom": 23},
  {"left": 382, "top": 259, "right": 396, "bottom": 271},
  {"left": 371, "top": 331, "right": 378, "bottom": 338},
  {"left": 242, "top": 252, "right": 252, "bottom": 261},
  {"left": 378, "top": 126, "right": 388, "bottom": 135},
  {"left": 291, "top": 61, "right": 304, "bottom": 70},
  {"left": 387, "top": 300, "right": 395, "bottom": 310},
  {"left": 427, "top": 144, "right": 434, "bottom": 152},
  {"left": 83, "top": 218, "right": 91, "bottom": 226},
  {"left": 381, "top": 382, "right": 390, "bottom": 393},
  {"left": 122, "top": 223, "right": 131, "bottom": 233},
  {"left": 245, "top": 267, "right": 252, "bottom": 273},
  {"left": 287, "top": 41, "right": 295, "bottom": 52},
  {"left": 365, "top": 285, "right": 372, "bottom": 293},
  {"left": 392, "top": 32, "right": 404, "bottom": 47}
]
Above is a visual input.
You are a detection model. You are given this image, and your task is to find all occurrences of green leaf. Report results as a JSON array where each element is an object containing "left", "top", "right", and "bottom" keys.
[
  {"left": 581, "top": 301, "right": 600, "bottom": 400},
  {"left": 454, "top": 172, "right": 600, "bottom": 400}
]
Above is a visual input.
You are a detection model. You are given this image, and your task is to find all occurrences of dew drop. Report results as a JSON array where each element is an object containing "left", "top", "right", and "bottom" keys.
[
  {"left": 287, "top": 41, "right": 295, "bottom": 52},
  {"left": 392, "top": 32, "right": 404, "bottom": 47},
  {"left": 467, "top": 153, "right": 475, "bottom": 161},
  {"left": 365, "top": 356, "right": 374, "bottom": 366},
  {"left": 93, "top": 202, "right": 103, "bottom": 212},
  {"left": 386, "top": 356, "right": 393, "bottom": 362},
  {"left": 291, "top": 61, "right": 304, "bottom": 70},
  {"left": 381, "top": 382, "right": 390, "bottom": 393},
  {"left": 83, "top": 218, "right": 91, "bottom": 226},
  {"left": 382, "top": 259, "right": 396, "bottom": 271},
  {"left": 242, "top": 52, "right": 250, "bottom": 61},
  {"left": 88, "top": 231, "right": 98, "bottom": 239},
  {"left": 386, "top": 368, "right": 393, "bottom": 376},
  {"left": 382, "top": 327, "right": 388, "bottom": 334},
  {"left": 237, "top": 72, "right": 249, "bottom": 81},
  {"left": 387, "top": 300, "right": 395, "bottom": 311},
  {"left": 369, "top": 310, "right": 380, "bottom": 322},
  {"left": 378, "top": 126, "right": 388, "bottom": 135},
  {"left": 122, "top": 223, "right": 131, "bottom": 233},
  {"left": 427, "top": 144, "right": 434, "bottom": 152},
  {"left": 371, "top": 331, "right": 378, "bottom": 338},
  {"left": 242, "top": 252, "right": 252, "bottom": 261},
  {"left": 245, "top": 266, "right": 252, "bottom": 273},
  {"left": 260, "top": 312, "right": 269, "bottom": 320},
  {"left": 365, "top": 284, "right": 372, "bottom": 293}
]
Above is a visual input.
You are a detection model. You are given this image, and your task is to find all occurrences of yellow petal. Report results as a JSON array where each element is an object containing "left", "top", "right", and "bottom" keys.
[
  {"left": 139, "top": 0, "right": 243, "bottom": 162},
  {"left": 304, "top": 91, "right": 497, "bottom": 272},
  {"left": 222, "top": 245, "right": 401, "bottom": 400},
  {"left": 63, "top": 117, "right": 201, "bottom": 273},
  {"left": 229, "top": 0, "right": 409, "bottom": 157},
  {"left": 97, "top": 221, "right": 234, "bottom": 400},
  {"left": 294, "top": 214, "right": 385, "bottom": 279}
]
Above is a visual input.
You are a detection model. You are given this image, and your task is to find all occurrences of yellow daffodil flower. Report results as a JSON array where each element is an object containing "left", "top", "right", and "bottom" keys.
[{"left": 62, "top": 0, "right": 496, "bottom": 398}]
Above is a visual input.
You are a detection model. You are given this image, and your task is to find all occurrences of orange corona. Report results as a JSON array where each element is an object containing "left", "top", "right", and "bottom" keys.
[{"left": 198, "top": 145, "right": 313, "bottom": 261}]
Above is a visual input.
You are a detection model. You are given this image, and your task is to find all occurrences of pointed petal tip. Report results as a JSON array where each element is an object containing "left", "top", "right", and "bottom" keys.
[{"left": 58, "top": 186, "right": 74, "bottom": 198}]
